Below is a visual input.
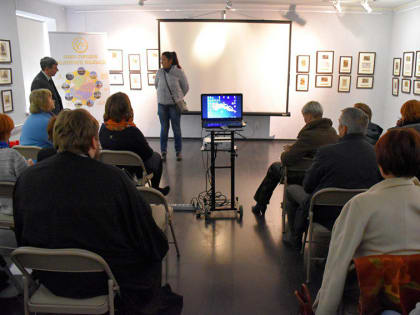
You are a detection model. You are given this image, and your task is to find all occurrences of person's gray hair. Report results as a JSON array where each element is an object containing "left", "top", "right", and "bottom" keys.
[
  {"left": 301, "top": 101, "right": 323, "bottom": 118},
  {"left": 40, "top": 57, "right": 57, "bottom": 70},
  {"left": 339, "top": 107, "right": 369, "bottom": 135}
]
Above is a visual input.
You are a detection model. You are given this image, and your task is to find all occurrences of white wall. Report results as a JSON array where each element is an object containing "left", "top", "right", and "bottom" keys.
[{"left": 383, "top": 6, "right": 420, "bottom": 130}]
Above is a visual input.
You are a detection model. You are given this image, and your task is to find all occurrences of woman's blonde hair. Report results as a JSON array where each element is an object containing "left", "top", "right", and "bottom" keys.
[{"left": 29, "top": 89, "right": 52, "bottom": 114}]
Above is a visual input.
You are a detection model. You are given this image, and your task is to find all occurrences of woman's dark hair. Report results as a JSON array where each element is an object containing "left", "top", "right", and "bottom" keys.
[
  {"left": 162, "top": 51, "right": 181, "bottom": 69},
  {"left": 103, "top": 92, "right": 134, "bottom": 122},
  {"left": 375, "top": 128, "right": 420, "bottom": 177}
]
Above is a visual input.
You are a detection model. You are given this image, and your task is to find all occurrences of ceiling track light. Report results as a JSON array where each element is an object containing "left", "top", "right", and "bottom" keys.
[
  {"left": 225, "top": 0, "right": 233, "bottom": 10},
  {"left": 361, "top": 0, "right": 372, "bottom": 13},
  {"left": 332, "top": 0, "right": 342, "bottom": 13}
]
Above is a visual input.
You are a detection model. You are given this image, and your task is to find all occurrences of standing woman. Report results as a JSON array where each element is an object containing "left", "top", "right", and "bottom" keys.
[{"left": 155, "top": 51, "right": 189, "bottom": 161}]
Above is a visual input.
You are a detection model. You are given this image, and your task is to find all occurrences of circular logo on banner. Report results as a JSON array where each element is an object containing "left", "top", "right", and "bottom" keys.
[{"left": 72, "top": 37, "right": 88, "bottom": 53}]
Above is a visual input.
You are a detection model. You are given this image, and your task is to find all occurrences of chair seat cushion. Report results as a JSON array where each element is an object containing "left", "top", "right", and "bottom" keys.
[
  {"left": 0, "top": 213, "right": 14, "bottom": 228},
  {"left": 312, "top": 223, "right": 331, "bottom": 234}
]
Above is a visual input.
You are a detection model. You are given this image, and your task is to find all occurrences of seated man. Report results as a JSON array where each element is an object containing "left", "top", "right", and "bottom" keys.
[
  {"left": 13, "top": 109, "right": 182, "bottom": 314},
  {"left": 252, "top": 101, "right": 339, "bottom": 216},
  {"left": 354, "top": 102, "right": 383, "bottom": 145},
  {"left": 284, "top": 107, "right": 382, "bottom": 249}
]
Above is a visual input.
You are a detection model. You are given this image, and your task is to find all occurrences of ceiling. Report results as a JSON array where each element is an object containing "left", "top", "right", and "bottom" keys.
[{"left": 43, "top": 0, "right": 418, "bottom": 10}]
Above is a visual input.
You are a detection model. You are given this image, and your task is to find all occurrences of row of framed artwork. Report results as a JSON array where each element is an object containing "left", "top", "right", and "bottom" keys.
[
  {"left": 392, "top": 78, "right": 420, "bottom": 96},
  {"left": 392, "top": 51, "right": 420, "bottom": 78},
  {"left": 109, "top": 72, "right": 156, "bottom": 89},
  {"left": 1, "top": 90, "right": 13, "bottom": 113},
  {"left": 108, "top": 49, "right": 159, "bottom": 72},
  {"left": 1, "top": 40, "right": 14, "bottom": 113},
  {"left": 296, "top": 52, "right": 376, "bottom": 75},
  {"left": 296, "top": 74, "right": 374, "bottom": 92}
]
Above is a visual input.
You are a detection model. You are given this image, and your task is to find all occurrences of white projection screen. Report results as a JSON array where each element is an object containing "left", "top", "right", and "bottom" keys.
[{"left": 158, "top": 20, "right": 292, "bottom": 115}]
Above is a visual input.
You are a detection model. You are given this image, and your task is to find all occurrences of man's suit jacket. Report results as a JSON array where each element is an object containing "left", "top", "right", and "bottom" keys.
[{"left": 31, "top": 71, "right": 63, "bottom": 115}]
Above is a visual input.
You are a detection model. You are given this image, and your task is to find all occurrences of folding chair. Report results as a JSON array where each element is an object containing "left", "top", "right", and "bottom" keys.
[
  {"left": 13, "top": 145, "right": 42, "bottom": 160},
  {"left": 11, "top": 247, "right": 120, "bottom": 315},
  {"left": 99, "top": 150, "right": 153, "bottom": 186},
  {"left": 302, "top": 188, "right": 367, "bottom": 283},
  {"left": 137, "top": 187, "right": 180, "bottom": 257}
]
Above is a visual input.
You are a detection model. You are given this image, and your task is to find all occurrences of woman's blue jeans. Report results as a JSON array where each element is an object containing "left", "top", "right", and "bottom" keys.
[{"left": 158, "top": 104, "right": 182, "bottom": 153}]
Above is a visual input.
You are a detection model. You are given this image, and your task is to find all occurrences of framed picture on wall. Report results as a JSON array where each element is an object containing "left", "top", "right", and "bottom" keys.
[
  {"left": 402, "top": 51, "right": 414, "bottom": 77},
  {"left": 147, "top": 49, "right": 159, "bottom": 72},
  {"left": 339, "top": 56, "right": 352, "bottom": 74},
  {"left": 315, "top": 75, "right": 332, "bottom": 88},
  {"left": 393, "top": 58, "right": 401, "bottom": 76},
  {"left": 1, "top": 89, "right": 13, "bottom": 113},
  {"left": 129, "top": 73, "right": 142, "bottom": 90},
  {"left": 414, "top": 80, "right": 420, "bottom": 95},
  {"left": 356, "top": 76, "right": 374, "bottom": 89},
  {"left": 392, "top": 78, "right": 399, "bottom": 96},
  {"left": 296, "top": 55, "right": 310, "bottom": 73},
  {"left": 0, "top": 40, "right": 12, "bottom": 63},
  {"left": 415, "top": 51, "right": 420, "bottom": 77},
  {"left": 128, "top": 54, "right": 141, "bottom": 72},
  {"left": 109, "top": 72, "right": 124, "bottom": 85},
  {"left": 358, "top": 52, "right": 376, "bottom": 75},
  {"left": 108, "top": 49, "right": 123, "bottom": 72},
  {"left": 147, "top": 72, "right": 156, "bottom": 86},
  {"left": 316, "top": 51, "right": 334, "bottom": 74},
  {"left": 338, "top": 75, "right": 351, "bottom": 93},
  {"left": 0, "top": 68, "right": 12, "bottom": 85},
  {"left": 401, "top": 79, "right": 411, "bottom": 93},
  {"left": 296, "top": 74, "right": 309, "bottom": 91}
]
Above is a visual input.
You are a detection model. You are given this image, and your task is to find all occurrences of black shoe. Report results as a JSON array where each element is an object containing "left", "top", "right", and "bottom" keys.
[
  {"left": 282, "top": 231, "right": 302, "bottom": 251},
  {"left": 156, "top": 186, "right": 170, "bottom": 196},
  {"left": 161, "top": 152, "right": 167, "bottom": 162},
  {"left": 252, "top": 204, "right": 267, "bottom": 216},
  {"left": 176, "top": 152, "right": 182, "bottom": 161}
]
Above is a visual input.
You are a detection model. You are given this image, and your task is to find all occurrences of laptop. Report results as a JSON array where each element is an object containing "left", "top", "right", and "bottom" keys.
[{"left": 201, "top": 93, "right": 244, "bottom": 129}]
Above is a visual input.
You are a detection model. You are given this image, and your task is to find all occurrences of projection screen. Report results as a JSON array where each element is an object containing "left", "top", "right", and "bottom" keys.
[{"left": 158, "top": 19, "right": 292, "bottom": 116}]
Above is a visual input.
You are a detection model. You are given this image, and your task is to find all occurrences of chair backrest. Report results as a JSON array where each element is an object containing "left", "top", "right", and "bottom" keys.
[
  {"left": 137, "top": 186, "right": 169, "bottom": 212},
  {"left": 0, "top": 181, "right": 14, "bottom": 198},
  {"left": 309, "top": 188, "right": 367, "bottom": 211},
  {"left": 13, "top": 145, "right": 42, "bottom": 160},
  {"left": 284, "top": 158, "right": 313, "bottom": 185},
  {"left": 99, "top": 150, "right": 145, "bottom": 168}
]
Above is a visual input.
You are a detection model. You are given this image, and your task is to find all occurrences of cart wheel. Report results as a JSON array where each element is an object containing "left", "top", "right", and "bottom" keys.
[{"left": 238, "top": 205, "right": 243, "bottom": 219}]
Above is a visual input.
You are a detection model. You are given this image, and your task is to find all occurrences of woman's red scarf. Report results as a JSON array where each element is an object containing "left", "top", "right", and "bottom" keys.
[{"left": 104, "top": 119, "right": 136, "bottom": 131}]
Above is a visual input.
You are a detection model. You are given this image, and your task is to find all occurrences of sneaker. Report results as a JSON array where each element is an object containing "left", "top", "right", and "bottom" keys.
[
  {"left": 176, "top": 152, "right": 182, "bottom": 161},
  {"left": 161, "top": 152, "right": 167, "bottom": 161},
  {"left": 252, "top": 203, "right": 267, "bottom": 216},
  {"left": 157, "top": 186, "right": 170, "bottom": 196}
]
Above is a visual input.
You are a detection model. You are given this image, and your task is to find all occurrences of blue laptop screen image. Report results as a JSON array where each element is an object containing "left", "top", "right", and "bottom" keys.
[{"left": 202, "top": 94, "right": 242, "bottom": 120}]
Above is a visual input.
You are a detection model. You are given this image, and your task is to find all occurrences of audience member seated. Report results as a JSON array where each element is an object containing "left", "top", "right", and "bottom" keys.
[
  {"left": 252, "top": 101, "right": 339, "bottom": 216},
  {"left": 284, "top": 107, "right": 381, "bottom": 249},
  {"left": 354, "top": 102, "right": 383, "bottom": 145},
  {"left": 0, "top": 113, "right": 32, "bottom": 215},
  {"left": 37, "top": 115, "right": 57, "bottom": 162},
  {"left": 20, "top": 89, "right": 54, "bottom": 148},
  {"left": 99, "top": 92, "right": 169, "bottom": 195},
  {"left": 314, "top": 128, "right": 420, "bottom": 315},
  {"left": 13, "top": 109, "right": 182, "bottom": 314},
  {"left": 395, "top": 99, "right": 420, "bottom": 133}
]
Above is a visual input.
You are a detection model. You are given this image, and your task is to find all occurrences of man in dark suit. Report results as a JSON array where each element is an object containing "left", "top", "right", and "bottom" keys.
[
  {"left": 284, "top": 107, "right": 382, "bottom": 249},
  {"left": 31, "top": 56, "right": 63, "bottom": 115}
]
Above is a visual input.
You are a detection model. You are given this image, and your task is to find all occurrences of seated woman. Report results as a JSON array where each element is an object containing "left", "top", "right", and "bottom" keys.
[
  {"left": 20, "top": 89, "right": 54, "bottom": 148},
  {"left": 37, "top": 115, "right": 57, "bottom": 162},
  {"left": 314, "top": 128, "right": 420, "bottom": 314},
  {"left": 99, "top": 92, "right": 169, "bottom": 195},
  {"left": 395, "top": 99, "right": 420, "bottom": 133},
  {"left": 0, "top": 114, "right": 32, "bottom": 215}
]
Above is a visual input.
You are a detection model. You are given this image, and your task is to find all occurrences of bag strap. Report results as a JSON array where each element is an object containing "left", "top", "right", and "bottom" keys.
[{"left": 163, "top": 71, "right": 176, "bottom": 104}]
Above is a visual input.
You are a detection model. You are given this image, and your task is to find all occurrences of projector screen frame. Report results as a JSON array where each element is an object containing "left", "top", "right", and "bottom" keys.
[{"left": 157, "top": 19, "right": 292, "bottom": 117}]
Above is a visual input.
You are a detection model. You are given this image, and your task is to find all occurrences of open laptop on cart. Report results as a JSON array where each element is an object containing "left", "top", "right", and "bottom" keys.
[{"left": 201, "top": 93, "right": 244, "bottom": 129}]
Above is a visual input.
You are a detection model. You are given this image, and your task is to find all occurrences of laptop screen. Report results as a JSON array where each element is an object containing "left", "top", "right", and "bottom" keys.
[{"left": 201, "top": 94, "right": 243, "bottom": 121}]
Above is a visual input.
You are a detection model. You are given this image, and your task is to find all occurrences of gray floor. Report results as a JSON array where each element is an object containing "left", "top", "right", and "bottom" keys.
[{"left": 0, "top": 138, "right": 326, "bottom": 315}]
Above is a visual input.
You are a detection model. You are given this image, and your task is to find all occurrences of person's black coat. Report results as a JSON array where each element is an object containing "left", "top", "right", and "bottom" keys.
[
  {"left": 365, "top": 121, "right": 383, "bottom": 145},
  {"left": 31, "top": 71, "right": 63, "bottom": 115}
]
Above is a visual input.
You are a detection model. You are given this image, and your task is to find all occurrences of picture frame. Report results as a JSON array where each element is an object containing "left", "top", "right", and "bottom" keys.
[
  {"left": 358, "top": 52, "right": 376, "bottom": 75},
  {"left": 147, "top": 49, "right": 159, "bottom": 72},
  {"left": 392, "top": 78, "right": 399, "bottom": 96},
  {"left": 108, "top": 49, "right": 123, "bottom": 72},
  {"left": 315, "top": 75, "right": 333, "bottom": 88},
  {"left": 0, "top": 40, "right": 12, "bottom": 63},
  {"left": 415, "top": 51, "right": 420, "bottom": 77},
  {"left": 393, "top": 58, "right": 401, "bottom": 76},
  {"left": 402, "top": 51, "right": 414, "bottom": 77},
  {"left": 296, "top": 55, "right": 310, "bottom": 73},
  {"left": 109, "top": 72, "right": 124, "bottom": 85},
  {"left": 401, "top": 79, "right": 411, "bottom": 94},
  {"left": 1, "top": 89, "right": 13, "bottom": 113},
  {"left": 128, "top": 54, "right": 141, "bottom": 72},
  {"left": 296, "top": 74, "right": 309, "bottom": 91},
  {"left": 356, "top": 76, "right": 374, "bottom": 89},
  {"left": 338, "top": 75, "right": 351, "bottom": 93},
  {"left": 316, "top": 51, "right": 334, "bottom": 74},
  {"left": 0, "top": 68, "right": 12, "bottom": 85},
  {"left": 129, "top": 73, "right": 142, "bottom": 90},
  {"left": 413, "top": 80, "right": 420, "bottom": 95},
  {"left": 147, "top": 72, "right": 156, "bottom": 86},
  {"left": 339, "top": 56, "right": 352, "bottom": 74}
]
